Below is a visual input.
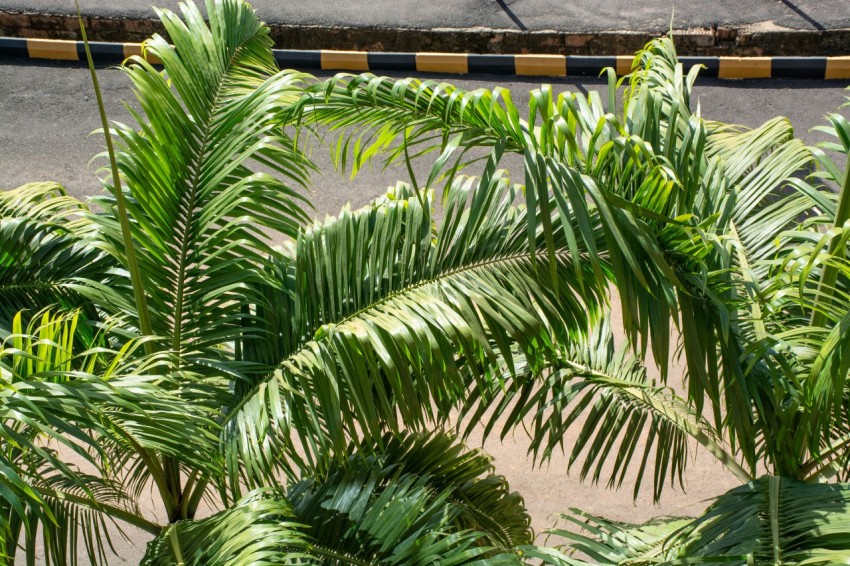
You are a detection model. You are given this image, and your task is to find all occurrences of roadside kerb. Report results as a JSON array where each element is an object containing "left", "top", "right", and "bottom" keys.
[
  {"left": 2, "top": 37, "right": 849, "bottom": 80},
  {"left": 3, "top": 9, "right": 850, "bottom": 57}
]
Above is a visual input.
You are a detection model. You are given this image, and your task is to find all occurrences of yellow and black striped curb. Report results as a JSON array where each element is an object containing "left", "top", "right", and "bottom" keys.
[{"left": 2, "top": 37, "right": 850, "bottom": 80}]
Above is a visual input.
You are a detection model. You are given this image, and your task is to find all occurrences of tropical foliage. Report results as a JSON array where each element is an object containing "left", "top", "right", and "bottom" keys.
[{"left": 3, "top": 0, "right": 850, "bottom": 563}]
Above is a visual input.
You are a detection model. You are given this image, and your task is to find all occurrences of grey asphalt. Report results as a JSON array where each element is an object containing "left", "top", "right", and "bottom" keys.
[
  {"left": 8, "top": 0, "right": 850, "bottom": 33},
  {"left": 3, "top": 60, "right": 849, "bottom": 216},
  {"left": 2, "top": 58, "right": 850, "bottom": 564}
]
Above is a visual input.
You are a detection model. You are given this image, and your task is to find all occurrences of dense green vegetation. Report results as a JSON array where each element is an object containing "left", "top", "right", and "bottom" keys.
[{"left": 3, "top": 0, "right": 850, "bottom": 563}]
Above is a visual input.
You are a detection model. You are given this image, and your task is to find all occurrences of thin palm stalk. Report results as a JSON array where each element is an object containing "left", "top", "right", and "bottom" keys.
[
  {"left": 811, "top": 151, "right": 850, "bottom": 328},
  {"left": 75, "top": 1, "right": 154, "bottom": 348}
]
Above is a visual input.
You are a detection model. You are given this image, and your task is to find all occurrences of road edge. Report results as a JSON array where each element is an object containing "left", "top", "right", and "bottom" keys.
[
  {"left": 3, "top": 37, "right": 850, "bottom": 80},
  {"left": 2, "top": 10, "right": 850, "bottom": 58}
]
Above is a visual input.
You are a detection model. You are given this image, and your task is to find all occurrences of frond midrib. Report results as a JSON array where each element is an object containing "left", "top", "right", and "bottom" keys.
[
  {"left": 543, "top": 347, "right": 752, "bottom": 483},
  {"left": 0, "top": 280, "right": 81, "bottom": 293},
  {"left": 316, "top": 86, "right": 526, "bottom": 153},
  {"left": 226, "top": 247, "right": 583, "bottom": 426},
  {"left": 33, "top": 484, "right": 162, "bottom": 535},
  {"left": 168, "top": 37, "right": 260, "bottom": 355}
]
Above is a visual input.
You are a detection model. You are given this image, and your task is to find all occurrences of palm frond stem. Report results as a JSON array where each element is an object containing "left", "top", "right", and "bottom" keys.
[
  {"left": 33, "top": 486, "right": 162, "bottom": 535},
  {"left": 801, "top": 433, "right": 850, "bottom": 479},
  {"left": 75, "top": 1, "right": 155, "bottom": 350},
  {"left": 811, "top": 151, "right": 850, "bottom": 328}
]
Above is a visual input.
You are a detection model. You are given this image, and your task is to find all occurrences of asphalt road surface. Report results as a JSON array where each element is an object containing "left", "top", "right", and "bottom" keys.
[
  {"left": 1, "top": 58, "right": 849, "bottom": 564},
  {"left": 10, "top": 0, "right": 850, "bottom": 33}
]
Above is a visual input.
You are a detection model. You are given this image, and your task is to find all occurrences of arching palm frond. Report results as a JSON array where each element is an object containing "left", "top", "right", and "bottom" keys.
[
  {"left": 301, "top": 38, "right": 827, "bottom": 451},
  {"left": 0, "top": 183, "right": 112, "bottom": 340},
  {"left": 225, "top": 167, "right": 605, "bottom": 492},
  {"left": 0, "top": 182, "right": 90, "bottom": 222},
  {"left": 91, "top": 0, "right": 313, "bottom": 381},
  {"left": 524, "top": 510, "right": 691, "bottom": 566},
  {"left": 667, "top": 476, "right": 850, "bottom": 565},
  {"left": 534, "top": 477, "right": 850, "bottom": 565},
  {"left": 142, "top": 432, "right": 528, "bottom": 565},
  {"left": 302, "top": 64, "right": 681, "bottom": 372},
  {"left": 460, "top": 322, "right": 749, "bottom": 504},
  {"left": 0, "top": 310, "right": 220, "bottom": 565}
]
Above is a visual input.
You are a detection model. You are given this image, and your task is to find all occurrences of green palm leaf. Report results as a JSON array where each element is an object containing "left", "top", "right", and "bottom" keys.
[
  {"left": 529, "top": 510, "right": 691, "bottom": 565},
  {"left": 141, "top": 490, "right": 311, "bottom": 566},
  {"left": 0, "top": 310, "right": 220, "bottom": 565},
  {"left": 92, "top": 0, "right": 312, "bottom": 376},
  {"left": 0, "top": 183, "right": 112, "bottom": 340},
  {"left": 142, "top": 431, "right": 527, "bottom": 565},
  {"left": 461, "top": 322, "right": 750, "bottom": 503},
  {"left": 304, "top": 35, "right": 830, "bottom": 442},
  {"left": 225, "top": 168, "right": 604, "bottom": 490},
  {"left": 669, "top": 475, "right": 850, "bottom": 565},
  {"left": 535, "top": 477, "right": 850, "bottom": 565}
]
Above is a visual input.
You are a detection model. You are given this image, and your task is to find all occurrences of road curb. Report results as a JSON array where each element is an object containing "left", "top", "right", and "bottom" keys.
[
  {"left": 2, "top": 37, "right": 850, "bottom": 80},
  {"left": 2, "top": 10, "right": 850, "bottom": 58}
]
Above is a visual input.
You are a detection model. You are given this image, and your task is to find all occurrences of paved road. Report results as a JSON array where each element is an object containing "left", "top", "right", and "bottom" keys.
[
  {"left": 3, "top": 59, "right": 847, "bottom": 217},
  {"left": 9, "top": 0, "right": 850, "bottom": 33},
  {"left": 1, "top": 58, "right": 849, "bottom": 563}
]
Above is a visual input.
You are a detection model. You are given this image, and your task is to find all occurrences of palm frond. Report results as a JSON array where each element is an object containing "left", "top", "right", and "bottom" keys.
[
  {"left": 0, "top": 182, "right": 90, "bottom": 224},
  {"left": 140, "top": 489, "right": 310, "bottom": 566},
  {"left": 534, "top": 477, "right": 850, "bottom": 565},
  {"left": 225, "top": 168, "right": 604, "bottom": 491},
  {"left": 0, "top": 183, "right": 111, "bottom": 339},
  {"left": 143, "top": 432, "right": 527, "bottom": 565},
  {"left": 461, "top": 321, "right": 749, "bottom": 503},
  {"left": 532, "top": 510, "right": 691, "bottom": 565},
  {"left": 91, "top": 0, "right": 313, "bottom": 377},
  {"left": 304, "top": 38, "right": 838, "bottom": 473},
  {"left": 669, "top": 475, "right": 850, "bottom": 565},
  {"left": 737, "top": 93, "right": 850, "bottom": 472},
  {"left": 0, "top": 310, "right": 222, "bottom": 565}
]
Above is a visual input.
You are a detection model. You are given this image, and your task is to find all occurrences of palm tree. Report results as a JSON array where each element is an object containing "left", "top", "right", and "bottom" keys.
[
  {"left": 302, "top": 30, "right": 850, "bottom": 564},
  {"left": 4, "top": 0, "right": 850, "bottom": 564},
  {"left": 1, "top": 0, "right": 590, "bottom": 563}
]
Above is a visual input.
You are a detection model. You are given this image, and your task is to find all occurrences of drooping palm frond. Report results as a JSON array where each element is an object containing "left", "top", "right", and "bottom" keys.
[
  {"left": 224, "top": 168, "right": 605, "bottom": 491},
  {"left": 0, "top": 310, "right": 221, "bottom": 565},
  {"left": 460, "top": 321, "right": 750, "bottom": 503},
  {"left": 666, "top": 475, "right": 850, "bottom": 565},
  {"left": 0, "top": 183, "right": 112, "bottom": 340},
  {"left": 531, "top": 477, "right": 850, "bottom": 565},
  {"left": 143, "top": 431, "right": 527, "bottom": 565},
  {"left": 301, "top": 63, "right": 684, "bottom": 374},
  {"left": 90, "top": 0, "right": 313, "bottom": 380},
  {"left": 525, "top": 510, "right": 691, "bottom": 566},
  {"left": 300, "top": 41, "right": 817, "bottom": 475}
]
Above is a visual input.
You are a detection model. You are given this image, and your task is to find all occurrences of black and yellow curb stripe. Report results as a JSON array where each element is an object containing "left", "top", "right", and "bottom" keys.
[{"left": 2, "top": 37, "right": 849, "bottom": 80}]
